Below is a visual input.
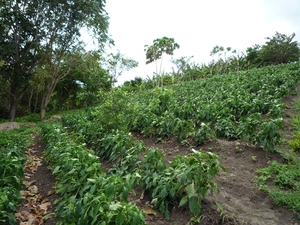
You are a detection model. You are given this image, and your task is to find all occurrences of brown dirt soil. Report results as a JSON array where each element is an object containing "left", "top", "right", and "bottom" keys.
[
  {"left": 16, "top": 135, "right": 60, "bottom": 225},
  {"left": 14, "top": 88, "right": 300, "bottom": 224}
]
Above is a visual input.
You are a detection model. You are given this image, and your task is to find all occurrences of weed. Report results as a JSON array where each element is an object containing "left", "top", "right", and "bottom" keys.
[
  {"left": 252, "top": 156, "right": 257, "bottom": 161},
  {"left": 214, "top": 201, "right": 226, "bottom": 224}
]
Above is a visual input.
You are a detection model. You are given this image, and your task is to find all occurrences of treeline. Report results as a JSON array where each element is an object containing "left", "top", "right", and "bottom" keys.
[{"left": 122, "top": 32, "right": 300, "bottom": 91}]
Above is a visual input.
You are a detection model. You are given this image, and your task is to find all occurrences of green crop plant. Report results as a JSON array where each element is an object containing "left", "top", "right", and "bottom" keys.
[
  {"left": 137, "top": 148, "right": 224, "bottom": 219},
  {"left": 193, "top": 122, "right": 214, "bottom": 145},
  {"left": 0, "top": 128, "right": 32, "bottom": 224},
  {"left": 174, "top": 150, "right": 225, "bottom": 215},
  {"left": 40, "top": 123, "right": 146, "bottom": 224}
]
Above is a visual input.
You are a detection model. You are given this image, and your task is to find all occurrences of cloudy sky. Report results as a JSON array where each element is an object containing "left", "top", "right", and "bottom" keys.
[{"left": 84, "top": 0, "right": 300, "bottom": 85}]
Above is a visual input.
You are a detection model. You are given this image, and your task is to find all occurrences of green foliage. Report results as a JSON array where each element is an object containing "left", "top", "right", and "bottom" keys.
[
  {"left": 94, "top": 130, "right": 145, "bottom": 163},
  {"left": 214, "top": 117, "right": 238, "bottom": 140},
  {"left": 105, "top": 50, "right": 139, "bottom": 84},
  {"left": 138, "top": 149, "right": 224, "bottom": 219},
  {"left": 289, "top": 131, "right": 300, "bottom": 152},
  {"left": 193, "top": 123, "right": 214, "bottom": 145},
  {"left": 0, "top": 128, "right": 32, "bottom": 224},
  {"left": 53, "top": 51, "right": 112, "bottom": 110},
  {"left": 0, "top": 0, "right": 112, "bottom": 121},
  {"left": 246, "top": 44, "right": 262, "bottom": 68},
  {"left": 255, "top": 154, "right": 300, "bottom": 217},
  {"left": 170, "top": 56, "right": 209, "bottom": 82},
  {"left": 90, "top": 89, "right": 134, "bottom": 132},
  {"left": 0, "top": 127, "right": 33, "bottom": 150},
  {"left": 144, "top": 37, "right": 180, "bottom": 76},
  {"left": 259, "top": 32, "right": 300, "bottom": 66},
  {"left": 255, "top": 93, "right": 300, "bottom": 218},
  {"left": 144, "top": 37, "right": 180, "bottom": 65},
  {"left": 63, "top": 108, "right": 224, "bottom": 219},
  {"left": 40, "top": 123, "right": 146, "bottom": 225},
  {"left": 59, "top": 61, "right": 300, "bottom": 220},
  {"left": 128, "top": 63, "right": 300, "bottom": 152},
  {"left": 238, "top": 114, "right": 283, "bottom": 153}
]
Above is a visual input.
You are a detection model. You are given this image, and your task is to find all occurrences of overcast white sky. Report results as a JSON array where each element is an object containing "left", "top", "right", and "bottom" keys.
[{"left": 83, "top": 0, "right": 300, "bottom": 85}]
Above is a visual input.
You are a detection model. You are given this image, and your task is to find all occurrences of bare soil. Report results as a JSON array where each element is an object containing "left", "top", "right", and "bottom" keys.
[{"left": 15, "top": 89, "right": 300, "bottom": 224}]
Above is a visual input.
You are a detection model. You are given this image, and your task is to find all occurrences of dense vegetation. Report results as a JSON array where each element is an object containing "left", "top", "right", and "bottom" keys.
[
  {"left": 50, "top": 62, "right": 299, "bottom": 223},
  {"left": 0, "top": 128, "right": 33, "bottom": 224},
  {"left": 1, "top": 1, "right": 300, "bottom": 224},
  {"left": 68, "top": 62, "right": 300, "bottom": 153},
  {"left": 255, "top": 99, "right": 300, "bottom": 218},
  {"left": 1, "top": 60, "right": 300, "bottom": 224},
  {"left": 1, "top": 0, "right": 299, "bottom": 121}
]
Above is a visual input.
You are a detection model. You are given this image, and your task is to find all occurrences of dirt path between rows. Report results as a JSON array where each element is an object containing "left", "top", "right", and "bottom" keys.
[{"left": 15, "top": 135, "right": 59, "bottom": 225}]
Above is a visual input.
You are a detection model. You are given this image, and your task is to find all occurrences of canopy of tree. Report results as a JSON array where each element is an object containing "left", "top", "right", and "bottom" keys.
[{"left": 0, "top": 0, "right": 113, "bottom": 121}]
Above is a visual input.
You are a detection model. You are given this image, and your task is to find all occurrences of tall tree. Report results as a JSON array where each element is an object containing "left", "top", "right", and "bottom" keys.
[
  {"left": 105, "top": 50, "right": 139, "bottom": 84},
  {"left": 245, "top": 44, "right": 262, "bottom": 68},
  {"left": 144, "top": 37, "right": 180, "bottom": 76},
  {"left": 0, "top": 0, "right": 112, "bottom": 121},
  {"left": 259, "top": 32, "right": 300, "bottom": 65}
]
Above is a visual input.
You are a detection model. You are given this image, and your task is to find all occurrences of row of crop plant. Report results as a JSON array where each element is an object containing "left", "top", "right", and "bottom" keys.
[
  {"left": 63, "top": 60, "right": 296, "bottom": 150},
  {"left": 0, "top": 128, "right": 33, "bottom": 224},
  {"left": 60, "top": 112, "right": 224, "bottom": 220},
  {"left": 126, "top": 62, "right": 300, "bottom": 152},
  {"left": 40, "top": 123, "right": 147, "bottom": 225}
]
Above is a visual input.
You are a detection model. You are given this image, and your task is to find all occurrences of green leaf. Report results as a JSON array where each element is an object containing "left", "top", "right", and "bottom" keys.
[
  {"left": 105, "top": 183, "right": 115, "bottom": 200},
  {"left": 189, "top": 196, "right": 201, "bottom": 215},
  {"left": 160, "top": 187, "right": 168, "bottom": 198},
  {"left": 53, "top": 166, "right": 61, "bottom": 174},
  {"left": 179, "top": 196, "right": 188, "bottom": 207},
  {"left": 109, "top": 202, "right": 122, "bottom": 211},
  {"left": 115, "top": 211, "right": 126, "bottom": 225},
  {"left": 187, "top": 182, "right": 196, "bottom": 198}
]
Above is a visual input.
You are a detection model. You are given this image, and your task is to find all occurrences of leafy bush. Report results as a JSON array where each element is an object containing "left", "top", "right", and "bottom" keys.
[
  {"left": 138, "top": 148, "right": 224, "bottom": 219},
  {"left": 193, "top": 122, "right": 214, "bottom": 145}
]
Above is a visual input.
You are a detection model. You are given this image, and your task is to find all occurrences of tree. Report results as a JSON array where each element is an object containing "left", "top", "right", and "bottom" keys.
[
  {"left": 105, "top": 50, "right": 139, "bottom": 84},
  {"left": 36, "top": 46, "right": 82, "bottom": 120},
  {"left": 210, "top": 46, "right": 238, "bottom": 74},
  {"left": 144, "top": 37, "right": 180, "bottom": 75},
  {"left": 259, "top": 32, "right": 300, "bottom": 65},
  {"left": 171, "top": 56, "right": 194, "bottom": 76},
  {"left": 0, "top": 0, "right": 112, "bottom": 121},
  {"left": 122, "top": 77, "right": 144, "bottom": 92},
  {"left": 65, "top": 50, "right": 112, "bottom": 108},
  {"left": 245, "top": 44, "right": 262, "bottom": 68}
]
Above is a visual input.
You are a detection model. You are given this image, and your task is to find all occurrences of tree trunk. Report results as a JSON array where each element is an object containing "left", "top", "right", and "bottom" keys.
[
  {"left": 34, "top": 91, "right": 39, "bottom": 113},
  {"left": 40, "top": 106, "right": 46, "bottom": 121},
  {"left": 8, "top": 73, "right": 25, "bottom": 122},
  {"left": 28, "top": 90, "right": 33, "bottom": 113},
  {"left": 40, "top": 77, "right": 60, "bottom": 120},
  {"left": 40, "top": 91, "right": 51, "bottom": 120},
  {"left": 8, "top": 100, "right": 18, "bottom": 122}
]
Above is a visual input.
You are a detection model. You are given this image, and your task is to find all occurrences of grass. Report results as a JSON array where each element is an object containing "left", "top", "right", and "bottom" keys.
[{"left": 255, "top": 95, "right": 300, "bottom": 218}]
